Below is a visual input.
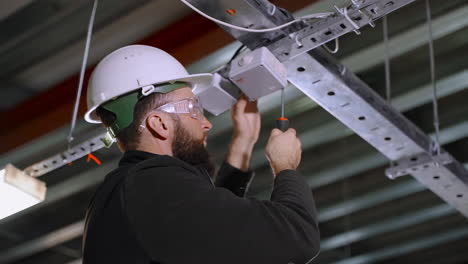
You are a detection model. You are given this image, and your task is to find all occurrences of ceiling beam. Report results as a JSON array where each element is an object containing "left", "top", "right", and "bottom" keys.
[
  {"left": 318, "top": 180, "right": 425, "bottom": 222},
  {"left": 321, "top": 203, "right": 455, "bottom": 251},
  {"left": 0, "top": 0, "right": 35, "bottom": 21},
  {"left": 13, "top": 0, "right": 191, "bottom": 93},
  {"left": 342, "top": 4, "right": 468, "bottom": 73},
  {"left": 0, "top": 221, "right": 85, "bottom": 264},
  {"left": 329, "top": 226, "right": 468, "bottom": 264}
]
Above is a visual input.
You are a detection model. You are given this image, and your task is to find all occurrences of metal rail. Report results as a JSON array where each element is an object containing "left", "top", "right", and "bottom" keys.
[
  {"left": 23, "top": 133, "right": 108, "bottom": 177},
  {"left": 269, "top": 0, "right": 417, "bottom": 61}
]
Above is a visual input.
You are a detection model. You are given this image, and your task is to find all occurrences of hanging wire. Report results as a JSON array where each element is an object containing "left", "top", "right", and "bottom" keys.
[
  {"left": 382, "top": 15, "right": 397, "bottom": 169},
  {"left": 67, "top": 0, "right": 99, "bottom": 148},
  {"left": 425, "top": 0, "right": 441, "bottom": 155},
  {"left": 383, "top": 16, "right": 391, "bottom": 104},
  {"left": 336, "top": 3, "right": 352, "bottom": 254}
]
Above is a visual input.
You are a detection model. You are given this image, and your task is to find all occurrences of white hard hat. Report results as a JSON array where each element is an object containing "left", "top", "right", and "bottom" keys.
[{"left": 84, "top": 45, "right": 213, "bottom": 123}]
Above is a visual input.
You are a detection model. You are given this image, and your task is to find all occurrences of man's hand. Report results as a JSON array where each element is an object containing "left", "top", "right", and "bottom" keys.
[
  {"left": 265, "top": 128, "right": 302, "bottom": 177},
  {"left": 226, "top": 95, "right": 261, "bottom": 171}
]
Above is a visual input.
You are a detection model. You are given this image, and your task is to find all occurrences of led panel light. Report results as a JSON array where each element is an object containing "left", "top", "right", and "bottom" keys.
[{"left": 0, "top": 164, "right": 46, "bottom": 220}]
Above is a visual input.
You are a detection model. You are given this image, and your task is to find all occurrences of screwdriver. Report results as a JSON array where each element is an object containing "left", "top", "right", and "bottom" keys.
[{"left": 276, "top": 87, "right": 289, "bottom": 132}]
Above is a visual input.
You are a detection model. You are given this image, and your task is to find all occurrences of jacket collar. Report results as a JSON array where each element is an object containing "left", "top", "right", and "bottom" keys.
[
  {"left": 118, "top": 150, "right": 160, "bottom": 167},
  {"left": 119, "top": 150, "right": 199, "bottom": 172}
]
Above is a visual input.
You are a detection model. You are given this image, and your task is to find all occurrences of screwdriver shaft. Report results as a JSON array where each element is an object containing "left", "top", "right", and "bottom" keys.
[
  {"left": 281, "top": 88, "right": 285, "bottom": 117},
  {"left": 276, "top": 87, "right": 289, "bottom": 132}
]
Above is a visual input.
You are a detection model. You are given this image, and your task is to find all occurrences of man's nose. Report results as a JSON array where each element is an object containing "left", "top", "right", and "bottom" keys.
[{"left": 201, "top": 116, "right": 213, "bottom": 131}]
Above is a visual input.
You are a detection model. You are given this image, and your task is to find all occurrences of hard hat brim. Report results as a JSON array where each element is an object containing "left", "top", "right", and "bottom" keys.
[{"left": 84, "top": 73, "right": 213, "bottom": 124}]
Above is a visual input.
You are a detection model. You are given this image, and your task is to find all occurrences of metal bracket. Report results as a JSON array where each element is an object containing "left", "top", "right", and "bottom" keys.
[
  {"left": 385, "top": 152, "right": 468, "bottom": 218},
  {"left": 385, "top": 152, "right": 454, "bottom": 180}
]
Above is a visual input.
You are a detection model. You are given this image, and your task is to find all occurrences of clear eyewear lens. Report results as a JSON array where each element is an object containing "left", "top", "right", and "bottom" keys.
[
  {"left": 156, "top": 97, "right": 204, "bottom": 120},
  {"left": 190, "top": 97, "right": 204, "bottom": 120}
]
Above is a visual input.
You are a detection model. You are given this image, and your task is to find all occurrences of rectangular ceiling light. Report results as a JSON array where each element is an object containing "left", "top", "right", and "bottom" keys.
[{"left": 0, "top": 164, "right": 46, "bottom": 220}]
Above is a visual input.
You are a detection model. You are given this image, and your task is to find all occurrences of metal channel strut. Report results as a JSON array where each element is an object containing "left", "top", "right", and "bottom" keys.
[
  {"left": 285, "top": 47, "right": 468, "bottom": 218},
  {"left": 186, "top": 0, "right": 468, "bottom": 217},
  {"left": 24, "top": 133, "right": 108, "bottom": 177},
  {"left": 268, "top": 0, "right": 417, "bottom": 61}
]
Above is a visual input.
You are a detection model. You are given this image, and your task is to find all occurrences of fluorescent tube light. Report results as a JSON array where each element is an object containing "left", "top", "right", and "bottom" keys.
[{"left": 0, "top": 164, "right": 46, "bottom": 220}]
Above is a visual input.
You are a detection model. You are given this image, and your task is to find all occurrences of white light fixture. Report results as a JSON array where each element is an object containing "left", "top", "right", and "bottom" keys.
[{"left": 0, "top": 164, "right": 46, "bottom": 220}]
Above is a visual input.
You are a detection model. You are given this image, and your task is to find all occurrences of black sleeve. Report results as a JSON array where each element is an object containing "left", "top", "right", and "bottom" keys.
[
  {"left": 125, "top": 166, "right": 320, "bottom": 264},
  {"left": 214, "top": 161, "right": 254, "bottom": 197}
]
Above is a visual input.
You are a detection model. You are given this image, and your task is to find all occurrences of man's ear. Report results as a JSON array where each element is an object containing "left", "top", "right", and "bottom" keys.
[{"left": 146, "top": 113, "right": 173, "bottom": 140}]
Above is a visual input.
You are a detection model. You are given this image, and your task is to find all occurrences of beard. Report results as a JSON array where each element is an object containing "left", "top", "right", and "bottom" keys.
[{"left": 172, "top": 120, "right": 215, "bottom": 177}]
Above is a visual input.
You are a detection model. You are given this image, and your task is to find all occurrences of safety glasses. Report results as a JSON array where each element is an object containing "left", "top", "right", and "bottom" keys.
[
  {"left": 139, "top": 96, "right": 205, "bottom": 132},
  {"left": 155, "top": 96, "right": 205, "bottom": 120}
]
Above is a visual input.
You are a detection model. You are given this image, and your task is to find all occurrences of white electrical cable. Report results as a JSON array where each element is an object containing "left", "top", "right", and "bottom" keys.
[
  {"left": 179, "top": 0, "right": 333, "bottom": 33},
  {"left": 268, "top": 4, "right": 277, "bottom": 16},
  {"left": 335, "top": 5, "right": 360, "bottom": 31},
  {"left": 425, "top": 0, "right": 441, "bottom": 155},
  {"left": 67, "top": 0, "right": 98, "bottom": 147},
  {"left": 294, "top": 33, "right": 304, "bottom": 47},
  {"left": 323, "top": 38, "right": 340, "bottom": 54}
]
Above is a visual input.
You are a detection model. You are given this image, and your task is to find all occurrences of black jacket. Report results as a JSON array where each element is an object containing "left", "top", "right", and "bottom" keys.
[{"left": 83, "top": 150, "right": 319, "bottom": 264}]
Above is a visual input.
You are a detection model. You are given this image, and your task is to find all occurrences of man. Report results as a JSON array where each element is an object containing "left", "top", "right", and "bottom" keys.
[{"left": 82, "top": 45, "right": 319, "bottom": 264}]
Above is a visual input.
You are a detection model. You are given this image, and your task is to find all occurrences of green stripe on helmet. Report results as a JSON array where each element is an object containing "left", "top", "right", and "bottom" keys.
[{"left": 101, "top": 82, "right": 189, "bottom": 137}]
